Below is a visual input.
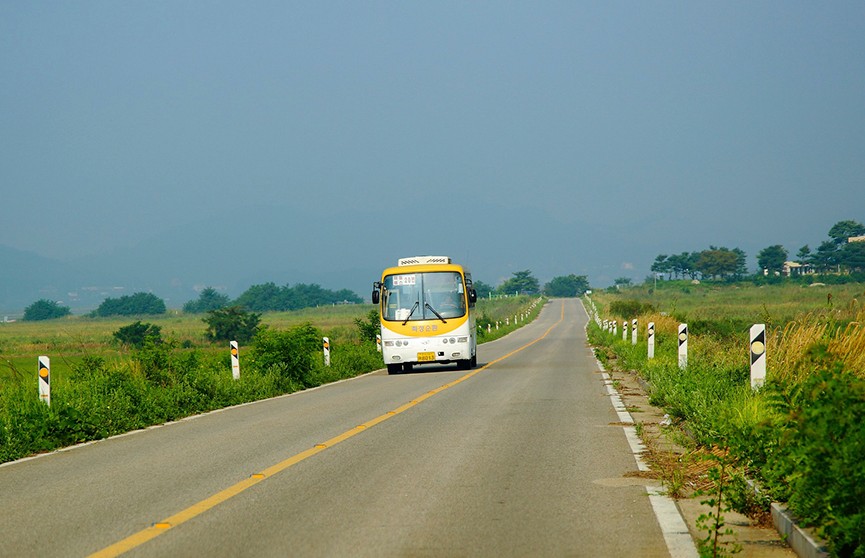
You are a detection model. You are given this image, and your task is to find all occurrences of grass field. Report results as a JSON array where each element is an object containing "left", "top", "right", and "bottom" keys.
[
  {"left": 606, "top": 279, "right": 865, "bottom": 325},
  {"left": 0, "top": 297, "right": 542, "bottom": 384}
]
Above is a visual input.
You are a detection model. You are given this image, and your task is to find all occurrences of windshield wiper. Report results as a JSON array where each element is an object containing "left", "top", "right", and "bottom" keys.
[
  {"left": 402, "top": 301, "right": 419, "bottom": 325},
  {"left": 425, "top": 303, "right": 447, "bottom": 323}
]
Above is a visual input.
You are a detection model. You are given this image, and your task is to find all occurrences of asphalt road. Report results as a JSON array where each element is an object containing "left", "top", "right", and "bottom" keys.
[{"left": 0, "top": 298, "right": 679, "bottom": 557}]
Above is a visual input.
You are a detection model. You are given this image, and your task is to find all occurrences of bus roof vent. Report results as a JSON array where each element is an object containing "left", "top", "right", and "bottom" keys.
[{"left": 398, "top": 256, "right": 452, "bottom": 266}]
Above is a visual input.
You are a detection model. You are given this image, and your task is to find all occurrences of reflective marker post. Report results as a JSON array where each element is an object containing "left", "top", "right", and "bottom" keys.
[
  {"left": 750, "top": 324, "right": 766, "bottom": 389},
  {"left": 323, "top": 337, "right": 331, "bottom": 367},
  {"left": 647, "top": 322, "right": 655, "bottom": 359},
  {"left": 631, "top": 319, "right": 637, "bottom": 345},
  {"left": 230, "top": 341, "right": 240, "bottom": 380},
  {"left": 38, "top": 356, "right": 50, "bottom": 406},
  {"left": 678, "top": 324, "right": 688, "bottom": 369},
  {"left": 376, "top": 334, "right": 382, "bottom": 353}
]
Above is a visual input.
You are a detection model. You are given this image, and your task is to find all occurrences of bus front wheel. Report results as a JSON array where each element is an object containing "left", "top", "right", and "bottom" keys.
[{"left": 387, "top": 364, "right": 402, "bottom": 375}]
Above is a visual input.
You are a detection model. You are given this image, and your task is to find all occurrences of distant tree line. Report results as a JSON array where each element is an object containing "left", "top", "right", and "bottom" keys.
[
  {"left": 184, "top": 282, "right": 363, "bottom": 314},
  {"left": 648, "top": 219, "right": 865, "bottom": 282}
]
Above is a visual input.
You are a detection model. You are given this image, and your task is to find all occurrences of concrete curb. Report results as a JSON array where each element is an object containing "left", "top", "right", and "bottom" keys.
[{"left": 771, "top": 504, "right": 829, "bottom": 558}]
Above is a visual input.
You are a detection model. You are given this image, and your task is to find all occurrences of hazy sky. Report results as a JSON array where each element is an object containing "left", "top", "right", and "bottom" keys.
[{"left": 2, "top": 2, "right": 864, "bottom": 288}]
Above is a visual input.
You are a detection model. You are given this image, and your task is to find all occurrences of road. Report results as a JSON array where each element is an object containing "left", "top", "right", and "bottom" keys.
[{"left": 0, "top": 298, "right": 690, "bottom": 557}]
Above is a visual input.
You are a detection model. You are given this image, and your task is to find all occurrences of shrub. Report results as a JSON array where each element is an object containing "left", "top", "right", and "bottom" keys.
[
  {"left": 23, "top": 299, "right": 71, "bottom": 321},
  {"left": 92, "top": 292, "right": 166, "bottom": 317},
  {"left": 203, "top": 306, "right": 261, "bottom": 344},
  {"left": 113, "top": 321, "right": 163, "bottom": 349},
  {"left": 249, "top": 324, "right": 322, "bottom": 388}
]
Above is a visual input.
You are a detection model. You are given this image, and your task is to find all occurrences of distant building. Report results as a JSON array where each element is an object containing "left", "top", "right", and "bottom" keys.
[
  {"left": 849, "top": 235, "right": 865, "bottom": 243},
  {"left": 783, "top": 261, "right": 812, "bottom": 277}
]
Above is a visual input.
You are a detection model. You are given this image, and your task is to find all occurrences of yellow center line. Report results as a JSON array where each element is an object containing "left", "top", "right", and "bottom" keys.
[{"left": 90, "top": 301, "right": 566, "bottom": 558}]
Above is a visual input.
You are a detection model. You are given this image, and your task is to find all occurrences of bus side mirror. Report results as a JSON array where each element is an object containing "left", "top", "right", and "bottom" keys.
[
  {"left": 371, "top": 283, "right": 381, "bottom": 304},
  {"left": 469, "top": 289, "right": 477, "bottom": 304}
]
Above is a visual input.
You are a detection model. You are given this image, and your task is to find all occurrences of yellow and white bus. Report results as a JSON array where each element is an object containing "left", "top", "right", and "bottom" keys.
[{"left": 372, "top": 256, "right": 477, "bottom": 374}]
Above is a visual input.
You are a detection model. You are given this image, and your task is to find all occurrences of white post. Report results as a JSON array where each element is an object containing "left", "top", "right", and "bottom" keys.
[
  {"left": 230, "top": 341, "right": 240, "bottom": 380},
  {"left": 623, "top": 321, "right": 628, "bottom": 341},
  {"left": 647, "top": 322, "right": 655, "bottom": 359},
  {"left": 487, "top": 324, "right": 491, "bottom": 334},
  {"left": 38, "top": 356, "right": 50, "bottom": 406},
  {"left": 323, "top": 337, "right": 331, "bottom": 367},
  {"left": 376, "top": 334, "right": 382, "bottom": 353},
  {"left": 631, "top": 319, "right": 637, "bottom": 345},
  {"left": 750, "top": 324, "right": 766, "bottom": 389},
  {"left": 613, "top": 321, "right": 617, "bottom": 336},
  {"left": 678, "top": 324, "right": 688, "bottom": 369}
]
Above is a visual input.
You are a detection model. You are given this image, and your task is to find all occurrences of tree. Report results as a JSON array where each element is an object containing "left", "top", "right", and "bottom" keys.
[
  {"left": 757, "top": 245, "right": 788, "bottom": 274},
  {"left": 497, "top": 270, "right": 540, "bottom": 295},
  {"left": 828, "top": 220, "right": 865, "bottom": 245},
  {"left": 183, "top": 287, "right": 230, "bottom": 314},
  {"left": 840, "top": 241, "right": 865, "bottom": 272},
  {"left": 651, "top": 255, "right": 672, "bottom": 280},
  {"left": 544, "top": 274, "right": 590, "bottom": 297},
  {"left": 92, "top": 292, "right": 166, "bottom": 317},
  {"left": 695, "top": 248, "right": 739, "bottom": 280},
  {"left": 22, "top": 299, "right": 71, "bottom": 321},
  {"left": 812, "top": 240, "right": 840, "bottom": 272},
  {"left": 113, "top": 321, "right": 163, "bottom": 349},
  {"left": 732, "top": 248, "right": 749, "bottom": 277},
  {"left": 472, "top": 280, "right": 494, "bottom": 300},
  {"left": 614, "top": 277, "right": 633, "bottom": 288},
  {"left": 796, "top": 245, "right": 812, "bottom": 263},
  {"left": 203, "top": 306, "right": 262, "bottom": 343}
]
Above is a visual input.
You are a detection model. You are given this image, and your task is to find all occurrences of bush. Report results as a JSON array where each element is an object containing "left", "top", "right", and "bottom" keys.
[
  {"left": 92, "top": 292, "right": 166, "bottom": 317},
  {"left": 249, "top": 324, "right": 322, "bottom": 388},
  {"left": 113, "top": 321, "right": 163, "bottom": 349},
  {"left": 23, "top": 299, "right": 71, "bottom": 321},
  {"left": 203, "top": 306, "right": 261, "bottom": 344},
  {"left": 759, "top": 368, "right": 865, "bottom": 557}
]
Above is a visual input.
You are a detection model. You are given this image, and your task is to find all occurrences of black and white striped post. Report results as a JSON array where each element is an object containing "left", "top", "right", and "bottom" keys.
[
  {"left": 230, "top": 341, "right": 240, "bottom": 380},
  {"left": 631, "top": 319, "right": 637, "bottom": 345},
  {"left": 376, "top": 334, "right": 382, "bottom": 353},
  {"left": 38, "top": 356, "right": 50, "bottom": 406},
  {"left": 622, "top": 320, "right": 628, "bottom": 341},
  {"left": 750, "top": 324, "right": 766, "bottom": 389},
  {"left": 647, "top": 322, "right": 655, "bottom": 359},
  {"left": 678, "top": 324, "right": 688, "bottom": 369}
]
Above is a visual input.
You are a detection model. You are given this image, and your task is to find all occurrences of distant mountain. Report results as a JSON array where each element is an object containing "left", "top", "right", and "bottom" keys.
[{"left": 1, "top": 202, "right": 620, "bottom": 316}]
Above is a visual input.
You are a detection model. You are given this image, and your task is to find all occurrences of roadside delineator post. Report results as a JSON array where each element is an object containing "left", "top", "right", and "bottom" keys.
[
  {"left": 376, "top": 334, "right": 382, "bottom": 353},
  {"left": 622, "top": 321, "right": 628, "bottom": 341},
  {"left": 631, "top": 319, "right": 638, "bottom": 345},
  {"left": 613, "top": 321, "right": 617, "bottom": 337},
  {"left": 750, "top": 324, "right": 766, "bottom": 389},
  {"left": 647, "top": 322, "right": 655, "bottom": 359},
  {"left": 38, "top": 356, "right": 50, "bottom": 406},
  {"left": 323, "top": 337, "right": 331, "bottom": 367},
  {"left": 678, "top": 324, "right": 688, "bottom": 369},
  {"left": 230, "top": 341, "right": 240, "bottom": 380}
]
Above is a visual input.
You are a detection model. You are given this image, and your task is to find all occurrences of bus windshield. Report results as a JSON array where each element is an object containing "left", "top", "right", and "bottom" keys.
[{"left": 382, "top": 271, "right": 466, "bottom": 322}]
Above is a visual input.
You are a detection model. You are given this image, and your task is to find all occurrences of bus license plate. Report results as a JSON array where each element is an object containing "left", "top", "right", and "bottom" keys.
[{"left": 417, "top": 352, "right": 436, "bottom": 362}]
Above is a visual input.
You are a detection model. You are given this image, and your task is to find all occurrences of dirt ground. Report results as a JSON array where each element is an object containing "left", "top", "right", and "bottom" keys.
[{"left": 602, "top": 364, "right": 797, "bottom": 557}]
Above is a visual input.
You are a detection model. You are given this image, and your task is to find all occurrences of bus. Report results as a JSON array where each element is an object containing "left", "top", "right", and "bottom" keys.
[{"left": 372, "top": 256, "right": 478, "bottom": 374}]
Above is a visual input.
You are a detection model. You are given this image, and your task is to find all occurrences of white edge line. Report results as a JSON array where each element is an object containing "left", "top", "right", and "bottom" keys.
[{"left": 579, "top": 299, "right": 698, "bottom": 558}]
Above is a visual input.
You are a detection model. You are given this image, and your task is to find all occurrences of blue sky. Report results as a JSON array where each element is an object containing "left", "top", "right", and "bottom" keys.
[{"left": 2, "top": 1, "right": 864, "bottom": 291}]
